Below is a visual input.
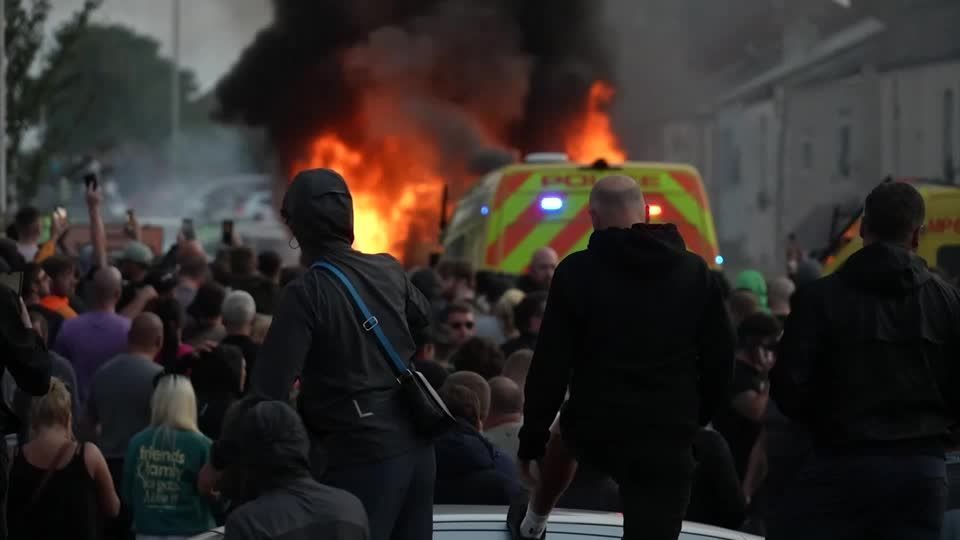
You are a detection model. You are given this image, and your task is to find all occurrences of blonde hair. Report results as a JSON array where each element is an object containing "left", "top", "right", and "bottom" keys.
[
  {"left": 494, "top": 289, "right": 525, "bottom": 338},
  {"left": 150, "top": 375, "right": 199, "bottom": 432},
  {"left": 31, "top": 377, "right": 72, "bottom": 430}
]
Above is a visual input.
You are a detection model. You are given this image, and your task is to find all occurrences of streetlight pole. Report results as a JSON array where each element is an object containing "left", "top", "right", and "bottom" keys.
[
  {"left": 170, "top": 0, "right": 181, "bottom": 180},
  {"left": 0, "top": 0, "right": 7, "bottom": 218}
]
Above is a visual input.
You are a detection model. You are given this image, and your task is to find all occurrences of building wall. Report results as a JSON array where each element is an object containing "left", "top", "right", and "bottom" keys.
[
  {"left": 702, "top": 102, "right": 781, "bottom": 274},
  {"left": 664, "top": 59, "right": 960, "bottom": 274},
  {"left": 881, "top": 61, "right": 960, "bottom": 181},
  {"left": 780, "top": 69, "right": 885, "bottom": 258}
]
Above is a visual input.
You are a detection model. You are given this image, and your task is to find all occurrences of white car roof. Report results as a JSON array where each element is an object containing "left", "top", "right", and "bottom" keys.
[
  {"left": 190, "top": 507, "right": 761, "bottom": 540},
  {"left": 433, "top": 507, "right": 760, "bottom": 539}
]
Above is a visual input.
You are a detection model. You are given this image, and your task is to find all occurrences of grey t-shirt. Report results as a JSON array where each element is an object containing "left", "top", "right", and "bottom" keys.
[{"left": 88, "top": 353, "right": 163, "bottom": 459}]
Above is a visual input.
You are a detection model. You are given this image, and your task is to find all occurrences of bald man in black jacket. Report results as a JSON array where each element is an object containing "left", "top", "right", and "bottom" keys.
[{"left": 512, "top": 175, "right": 734, "bottom": 540}]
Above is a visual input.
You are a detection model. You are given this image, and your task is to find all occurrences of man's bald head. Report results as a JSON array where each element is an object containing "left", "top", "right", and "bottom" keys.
[
  {"left": 92, "top": 266, "right": 123, "bottom": 308},
  {"left": 128, "top": 312, "right": 163, "bottom": 354},
  {"left": 589, "top": 175, "right": 645, "bottom": 230},
  {"left": 528, "top": 247, "right": 559, "bottom": 288}
]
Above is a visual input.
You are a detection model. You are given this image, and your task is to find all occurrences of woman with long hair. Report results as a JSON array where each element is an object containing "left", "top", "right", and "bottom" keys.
[
  {"left": 7, "top": 377, "right": 120, "bottom": 539},
  {"left": 123, "top": 375, "right": 215, "bottom": 539}
]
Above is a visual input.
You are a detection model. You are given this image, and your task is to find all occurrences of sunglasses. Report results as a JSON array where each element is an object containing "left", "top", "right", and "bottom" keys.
[{"left": 450, "top": 321, "right": 475, "bottom": 330}]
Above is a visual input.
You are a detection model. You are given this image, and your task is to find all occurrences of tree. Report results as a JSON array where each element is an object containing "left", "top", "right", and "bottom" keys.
[
  {"left": 41, "top": 24, "right": 207, "bottom": 157},
  {"left": 6, "top": 0, "right": 100, "bottom": 199}
]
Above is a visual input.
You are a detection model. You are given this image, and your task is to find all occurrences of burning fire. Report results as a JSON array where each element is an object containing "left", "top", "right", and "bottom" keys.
[
  {"left": 565, "top": 81, "right": 627, "bottom": 163},
  {"left": 291, "top": 134, "right": 443, "bottom": 257},
  {"left": 290, "top": 80, "right": 624, "bottom": 262}
]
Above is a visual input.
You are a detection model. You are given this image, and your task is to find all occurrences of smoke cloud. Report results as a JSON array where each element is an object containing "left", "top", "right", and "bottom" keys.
[{"left": 215, "top": 0, "right": 614, "bottom": 178}]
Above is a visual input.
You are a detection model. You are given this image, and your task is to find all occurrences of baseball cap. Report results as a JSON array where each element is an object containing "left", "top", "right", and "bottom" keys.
[{"left": 120, "top": 241, "right": 153, "bottom": 266}]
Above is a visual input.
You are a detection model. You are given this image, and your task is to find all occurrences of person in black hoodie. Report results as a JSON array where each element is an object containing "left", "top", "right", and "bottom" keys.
[
  {"left": 511, "top": 175, "right": 734, "bottom": 540},
  {"left": 250, "top": 169, "right": 435, "bottom": 540},
  {"left": 208, "top": 397, "right": 369, "bottom": 540},
  {"left": 769, "top": 181, "right": 960, "bottom": 540}
]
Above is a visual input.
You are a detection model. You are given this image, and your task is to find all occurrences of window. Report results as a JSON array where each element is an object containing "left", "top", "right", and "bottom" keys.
[
  {"left": 943, "top": 89, "right": 955, "bottom": 181},
  {"left": 801, "top": 140, "right": 814, "bottom": 170},
  {"left": 717, "top": 128, "right": 741, "bottom": 186},
  {"left": 837, "top": 124, "right": 852, "bottom": 178}
]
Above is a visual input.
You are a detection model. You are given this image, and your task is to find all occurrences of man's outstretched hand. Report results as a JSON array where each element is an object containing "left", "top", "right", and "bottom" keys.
[{"left": 85, "top": 182, "right": 102, "bottom": 210}]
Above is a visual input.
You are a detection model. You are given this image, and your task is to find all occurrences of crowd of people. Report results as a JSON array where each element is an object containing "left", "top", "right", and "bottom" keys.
[{"left": 0, "top": 168, "right": 956, "bottom": 540}]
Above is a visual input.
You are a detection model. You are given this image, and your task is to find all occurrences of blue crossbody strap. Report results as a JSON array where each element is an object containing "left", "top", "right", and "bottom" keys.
[{"left": 310, "top": 261, "right": 408, "bottom": 375}]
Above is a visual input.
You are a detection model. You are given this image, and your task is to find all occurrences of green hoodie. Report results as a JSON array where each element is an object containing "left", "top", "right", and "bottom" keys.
[{"left": 735, "top": 270, "right": 769, "bottom": 311}]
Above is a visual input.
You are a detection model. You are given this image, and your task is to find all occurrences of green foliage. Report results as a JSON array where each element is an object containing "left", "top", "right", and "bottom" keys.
[
  {"left": 6, "top": 0, "right": 100, "bottom": 198},
  {"left": 43, "top": 24, "right": 207, "bottom": 155}
]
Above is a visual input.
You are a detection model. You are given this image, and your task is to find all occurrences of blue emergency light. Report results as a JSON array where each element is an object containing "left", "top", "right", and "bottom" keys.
[{"left": 540, "top": 196, "right": 564, "bottom": 212}]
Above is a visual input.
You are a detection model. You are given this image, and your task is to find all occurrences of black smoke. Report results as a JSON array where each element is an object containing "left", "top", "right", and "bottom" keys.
[{"left": 215, "top": 0, "right": 613, "bottom": 177}]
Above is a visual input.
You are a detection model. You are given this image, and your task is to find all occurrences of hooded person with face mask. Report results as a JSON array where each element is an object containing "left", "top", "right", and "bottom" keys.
[
  {"left": 250, "top": 169, "right": 435, "bottom": 540},
  {"left": 211, "top": 397, "right": 369, "bottom": 540}
]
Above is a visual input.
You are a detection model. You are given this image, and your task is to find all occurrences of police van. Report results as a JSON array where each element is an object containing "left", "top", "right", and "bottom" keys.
[
  {"left": 822, "top": 178, "right": 960, "bottom": 278},
  {"left": 442, "top": 154, "right": 722, "bottom": 274}
]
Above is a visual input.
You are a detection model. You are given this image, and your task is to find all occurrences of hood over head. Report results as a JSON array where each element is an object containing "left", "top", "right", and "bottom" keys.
[
  {"left": 217, "top": 398, "right": 310, "bottom": 468},
  {"left": 735, "top": 270, "right": 769, "bottom": 309},
  {"left": 587, "top": 224, "right": 688, "bottom": 272},
  {"left": 282, "top": 168, "right": 354, "bottom": 250},
  {"left": 838, "top": 242, "right": 931, "bottom": 293}
]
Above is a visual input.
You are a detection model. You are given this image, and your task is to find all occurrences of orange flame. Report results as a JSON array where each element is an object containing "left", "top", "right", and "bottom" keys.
[
  {"left": 565, "top": 81, "right": 627, "bottom": 163},
  {"left": 291, "top": 134, "right": 443, "bottom": 258}
]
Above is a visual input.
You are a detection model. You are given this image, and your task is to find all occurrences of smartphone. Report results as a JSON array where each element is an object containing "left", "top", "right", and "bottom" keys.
[
  {"left": 83, "top": 173, "right": 98, "bottom": 191},
  {"left": 0, "top": 272, "right": 24, "bottom": 296},
  {"left": 221, "top": 220, "right": 234, "bottom": 246},
  {"left": 181, "top": 218, "right": 196, "bottom": 241}
]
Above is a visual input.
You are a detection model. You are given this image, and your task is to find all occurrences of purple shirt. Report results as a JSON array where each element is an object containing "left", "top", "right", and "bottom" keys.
[{"left": 53, "top": 311, "right": 131, "bottom": 402}]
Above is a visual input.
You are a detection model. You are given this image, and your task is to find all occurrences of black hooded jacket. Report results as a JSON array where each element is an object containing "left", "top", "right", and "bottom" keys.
[
  {"left": 216, "top": 399, "right": 369, "bottom": 540},
  {"left": 773, "top": 242, "right": 960, "bottom": 450},
  {"left": 254, "top": 169, "right": 433, "bottom": 471},
  {"left": 517, "top": 224, "right": 734, "bottom": 461}
]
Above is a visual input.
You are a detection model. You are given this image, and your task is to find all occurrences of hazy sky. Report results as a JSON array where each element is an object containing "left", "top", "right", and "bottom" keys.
[{"left": 49, "top": 0, "right": 272, "bottom": 91}]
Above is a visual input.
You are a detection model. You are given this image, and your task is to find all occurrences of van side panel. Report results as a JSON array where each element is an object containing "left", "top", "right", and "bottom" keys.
[{"left": 484, "top": 164, "right": 719, "bottom": 273}]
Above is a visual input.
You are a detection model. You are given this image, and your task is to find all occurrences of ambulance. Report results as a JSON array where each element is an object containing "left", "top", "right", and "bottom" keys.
[
  {"left": 442, "top": 154, "right": 722, "bottom": 274},
  {"left": 822, "top": 179, "right": 960, "bottom": 277}
]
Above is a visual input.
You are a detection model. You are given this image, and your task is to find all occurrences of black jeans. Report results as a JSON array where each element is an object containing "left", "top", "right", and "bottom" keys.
[
  {"left": 320, "top": 445, "right": 435, "bottom": 540},
  {"left": 578, "top": 444, "right": 694, "bottom": 540},
  {"left": 768, "top": 454, "right": 947, "bottom": 540}
]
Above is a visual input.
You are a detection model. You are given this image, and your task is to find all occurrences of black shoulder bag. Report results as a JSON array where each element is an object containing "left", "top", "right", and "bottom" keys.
[{"left": 311, "top": 261, "right": 454, "bottom": 439}]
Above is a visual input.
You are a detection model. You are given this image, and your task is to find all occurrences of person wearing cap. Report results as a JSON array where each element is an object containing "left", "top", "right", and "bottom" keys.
[
  {"left": 250, "top": 169, "right": 434, "bottom": 540},
  {"left": 117, "top": 241, "right": 159, "bottom": 318},
  {"left": 206, "top": 397, "right": 369, "bottom": 540}
]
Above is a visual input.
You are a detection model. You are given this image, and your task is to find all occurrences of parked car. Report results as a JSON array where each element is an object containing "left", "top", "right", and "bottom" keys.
[{"left": 188, "top": 506, "right": 763, "bottom": 540}]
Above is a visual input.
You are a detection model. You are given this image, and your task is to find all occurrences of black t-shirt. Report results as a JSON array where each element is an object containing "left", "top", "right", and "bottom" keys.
[
  {"left": 117, "top": 280, "right": 144, "bottom": 313},
  {"left": 714, "top": 362, "right": 766, "bottom": 479}
]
